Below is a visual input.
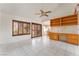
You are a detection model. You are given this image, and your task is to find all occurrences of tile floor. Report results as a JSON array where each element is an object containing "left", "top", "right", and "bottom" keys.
[{"left": 0, "top": 36, "right": 79, "bottom": 56}]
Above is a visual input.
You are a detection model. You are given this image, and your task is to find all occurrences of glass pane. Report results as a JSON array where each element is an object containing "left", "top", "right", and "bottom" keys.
[
  {"left": 18, "top": 22, "right": 23, "bottom": 34},
  {"left": 13, "top": 21, "right": 18, "bottom": 35},
  {"left": 23, "top": 23, "right": 30, "bottom": 34}
]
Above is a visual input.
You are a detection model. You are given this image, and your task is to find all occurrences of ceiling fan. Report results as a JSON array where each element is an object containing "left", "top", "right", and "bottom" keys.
[{"left": 36, "top": 10, "right": 52, "bottom": 17}]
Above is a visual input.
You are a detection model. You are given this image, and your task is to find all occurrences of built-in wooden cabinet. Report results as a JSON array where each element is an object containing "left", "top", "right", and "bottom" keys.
[
  {"left": 50, "top": 14, "right": 77, "bottom": 26},
  {"left": 48, "top": 32, "right": 79, "bottom": 45},
  {"left": 48, "top": 32, "right": 59, "bottom": 41},
  {"left": 61, "top": 15, "right": 77, "bottom": 26},
  {"left": 49, "top": 14, "right": 78, "bottom": 45},
  {"left": 64, "top": 34, "right": 79, "bottom": 45},
  {"left": 50, "top": 18, "right": 60, "bottom": 26}
]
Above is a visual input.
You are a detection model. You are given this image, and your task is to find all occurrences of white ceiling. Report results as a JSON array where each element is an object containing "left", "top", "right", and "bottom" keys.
[{"left": 0, "top": 3, "right": 77, "bottom": 22}]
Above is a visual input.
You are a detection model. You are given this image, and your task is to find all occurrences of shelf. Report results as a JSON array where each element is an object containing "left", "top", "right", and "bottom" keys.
[
  {"left": 61, "top": 20, "right": 77, "bottom": 25},
  {"left": 62, "top": 22, "right": 77, "bottom": 26},
  {"left": 62, "top": 17, "right": 77, "bottom": 21},
  {"left": 50, "top": 14, "right": 77, "bottom": 26},
  {"left": 61, "top": 20, "right": 77, "bottom": 23}
]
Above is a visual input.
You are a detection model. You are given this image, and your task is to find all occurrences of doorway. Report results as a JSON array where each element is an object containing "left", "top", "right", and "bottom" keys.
[{"left": 31, "top": 23, "right": 42, "bottom": 38}]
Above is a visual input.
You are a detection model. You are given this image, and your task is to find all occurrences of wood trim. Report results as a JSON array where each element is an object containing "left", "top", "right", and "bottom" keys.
[
  {"left": 12, "top": 20, "right": 30, "bottom": 24},
  {"left": 50, "top": 14, "right": 77, "bottom": 21},
  {"left": 32, "top": 22, "right": 42, "bottom": 25},
  {"left": 61, "top": 14, "right": 77, "bottom": 19}
]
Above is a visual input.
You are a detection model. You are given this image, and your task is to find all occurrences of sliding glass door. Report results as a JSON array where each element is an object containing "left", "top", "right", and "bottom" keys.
[{"left": 31, "top": 23, "right": 42, "bottom": 38}]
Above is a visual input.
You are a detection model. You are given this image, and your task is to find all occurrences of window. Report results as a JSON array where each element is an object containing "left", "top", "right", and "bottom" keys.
[{"left": 12, "top": 20, "right": 30, "bottom": 36}]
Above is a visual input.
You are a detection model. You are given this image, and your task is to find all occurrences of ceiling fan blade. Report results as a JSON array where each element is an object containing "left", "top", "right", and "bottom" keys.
[
  {"left": 40, "top": 14, "right": 48, "bottom": 17},
  {"left": 40, "top": 10, "right": 44, "bottom": 13},
  {"left": 45, "top": 11, "right": 51, "bottom": 13},
  {"left": 35, "top": 13, "right": 40, "bottom": 15},
  {"left": 45, "top": 14, "right": 48, "bottom": 17},
  {"left": 40, "top": 14, "right": 43, "bottom": 17}
]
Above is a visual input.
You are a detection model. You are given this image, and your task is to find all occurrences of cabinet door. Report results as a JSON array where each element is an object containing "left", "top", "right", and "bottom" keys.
[
  {"left": 50, "top": 18, "right": 60, "bottom": 26},
  {"left": 48, "top": 32, "right": 59, "bottom": 41},
  {"left": 65, "top": 34, "right": 78, "bottom": 45},
  {"left": 61, "top": 14, "right": 77, "bottom": 26}
]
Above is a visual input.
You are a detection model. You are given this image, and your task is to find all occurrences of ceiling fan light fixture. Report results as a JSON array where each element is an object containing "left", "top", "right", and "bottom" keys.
[{"left": 36, "top": 9, "right": 52, "bottom": 17}]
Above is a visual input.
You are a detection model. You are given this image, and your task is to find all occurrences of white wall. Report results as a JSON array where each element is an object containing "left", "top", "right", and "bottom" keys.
[
  {"left": 0, "top": 12, "right": 35, "bottom": 44},
  {"left": 50, "top": 25, "right": 78, "bottom": 34},
  {"left": 42, "top": 20, "right": 50, "bottom": 35},
  {"left": 49, "top": 3, "right": 77, "bottom": 20},
  {"left": 0, "top": 3, "right": 77, "bottom": 22},
  {"left": 0, "top": 10, "right": 43, "bottom": 44},
  {"left": 0, "top": 12, "right": 4, "bottom": 44}
]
